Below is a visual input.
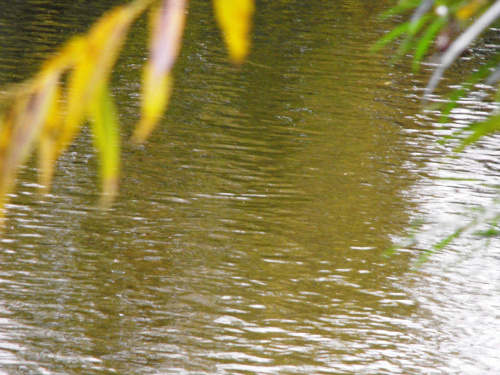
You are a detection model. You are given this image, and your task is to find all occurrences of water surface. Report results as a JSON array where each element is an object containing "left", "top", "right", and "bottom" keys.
[{"left": 0, "top": 1, "right": 498, "bottom": 374}]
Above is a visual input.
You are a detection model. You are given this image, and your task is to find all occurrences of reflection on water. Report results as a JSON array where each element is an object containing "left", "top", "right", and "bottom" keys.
[
  {"left": 402, "top": 91, "right": 500, "bottom": 374},
  {"left": 0, "top": 0, "right": 499, "bottom": 374}
]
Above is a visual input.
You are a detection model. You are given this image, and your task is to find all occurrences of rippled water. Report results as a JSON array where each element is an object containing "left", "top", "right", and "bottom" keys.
[{"left": 0, "top": 1, "right": 499, "bottom": 374}]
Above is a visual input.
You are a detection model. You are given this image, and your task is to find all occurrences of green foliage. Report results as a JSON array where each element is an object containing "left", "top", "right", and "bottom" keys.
[
  {"left": 377, "top": 0, "right": 500, "bottom": 258},
  {"left": 412, "top": 15, "right": 447, "bottom": 69}
]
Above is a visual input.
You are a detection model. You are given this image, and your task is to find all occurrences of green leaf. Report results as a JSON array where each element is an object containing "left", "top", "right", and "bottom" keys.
[
  {"left": 412, "top": 16, "right": 447, "bottom": 71},
  {"left": 414, "top": 226, "right": 464, "bottom": 267},
  {"left": 437, "top": 53, "right": 500, "bottom": 123},
  {"left": 456, "top": 114, "right": 500, "bottom": 153},
  {"left": 371, "top": 22, "right": 411, "bottom": 52},
  {"left": 379, "top": 0, "right": 421, "bottom": 19},
  {"left": 396, "top": 12, "right": 432, "bottom": 58}
]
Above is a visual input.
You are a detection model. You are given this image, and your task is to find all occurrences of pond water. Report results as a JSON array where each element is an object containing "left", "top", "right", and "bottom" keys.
[{"left": 0, "top": 1, "right": 499, "bottom": 374}]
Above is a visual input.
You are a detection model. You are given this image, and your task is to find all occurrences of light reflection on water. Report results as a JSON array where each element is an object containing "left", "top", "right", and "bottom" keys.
[
  {"left": 0, "top": 0, "right": 499, "bottom": 374},
  {"left": 400, "top": 90, "right": 500, "bottom": 374}
]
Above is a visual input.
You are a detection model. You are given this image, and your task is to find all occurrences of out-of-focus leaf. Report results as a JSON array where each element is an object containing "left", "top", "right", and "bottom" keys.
[
  {"left": 0, "top": 34, "right": 88, "bottom": 216},
  {"left": 485, "top": 62, "right": 500, "bottom": 86},
  {"left": 89, "top": 84, "right": 120, "bottom": 204},
  {"left": 410, "top": 0, "right": 435, "bottom": 24},
  {"left": 213, "top": 0, "right": 254, "bottom": 64},
  {"left": 45, "top": 36, "right": 86, "bottom": 74},
  {"left": 0, "top": 0, "right": 157, "bottom": 227},
  {"left": 456, "top": 113, "right": 500, "bottom": 152},
  {"left": 38, "top": 84, "right": 63, "bottom": 193},
  {"left": 33, "top": 41, "right": 83, "bottom": 193},
  {"left": 396, "top": 13, "right": 432, "bottom": 57},
  {"left": 0, "top": 75, "right": 59, "bottom": 224},
  {"left": 412, "top": 16, "right": 447, "bottom": 71},
  {"left": 456, "top": 0, "right": 488, "bottom": 21},
  {"left": 438, "top": 54, "right": 500, "bottom": 123},
  {"left": 415, "top": 223, "right": 468, "bottom": 266},
  {"left": 134, "top": 72, "right": 172, "bottom": 143},
  {"left": 437, "top": 85, "right": 470, "bottom": 124},
  {"left": 64, "top": 6, "right": 136, "bottom": 151},
  {"left": 371, "top": 22, "right": 411, "bottom": 52},
  {"left": 133, "top": 0, "right": 187, "bottom": 143},
  {"left": 380, "top": 0, "right": 421, "bottom": 19},
  {"left": 39, "top": 0, "right": 152, "bottom": 190},
  {"left": 425, "top": 0, "right": 500, "bottom": 98}
]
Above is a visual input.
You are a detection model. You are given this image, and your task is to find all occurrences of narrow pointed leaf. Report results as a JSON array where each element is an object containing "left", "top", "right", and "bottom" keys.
[
  {"left": 89, "top": 84, "right": 120, "bottom": 204},
  {"left": 425, "top": 0, "right": 500, "bottom": 98},
  {"left": 396, "top": 13, "right": 432, "bottom": 58},
  {"left": 412, "top": 16, "right": 447, "bottom": 71},
  {"left": 213, "top": 0, "right": 254, "bottom": 64},
  {"left": 379, "top": 0, "right": 421, "bottom": 19},
  {"left": 0, "top": 0, "right": 156, "bottom": 226},
  {"left": 0, "top": 35, "right": 83, "bottom": 215},
  {"left": 0, "top": 75, "right": 59, "bottom": 222},
  {"left": 371, "top": 22, "right": 411, "bottom": 52},
  {"left": 64, "top": 4, "right": 140, "bottom": 151},
  {"left": 134, "top": 71, "right": 173, "bottom": 143},
  {"left": 456, "top": 114, "right": 500, "bottom": 152},
  {"left": 38, "top": 84, "right": 63, "bottom": 193},
  {"left": 133, "top": 0, "right": 187, "bottom": 143},
  {"left": 410, "top": 0, "right": 435, "bottom": 24}
]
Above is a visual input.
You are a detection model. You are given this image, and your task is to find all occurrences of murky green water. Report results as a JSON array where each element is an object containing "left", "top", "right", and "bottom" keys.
[{"left": 0, "top": 1, "right": 499, "bottom": 374}]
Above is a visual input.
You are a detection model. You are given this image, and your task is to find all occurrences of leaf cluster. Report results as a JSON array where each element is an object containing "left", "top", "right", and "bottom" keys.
[
  {"left": 376, "top": 0, "right": 500, "bottom": 117},
  {"left": 377, "top": 0, "right": 500, "bottom": 257},
  {"left": 0, "top": 0, "right": 255, "bottom": 227}
]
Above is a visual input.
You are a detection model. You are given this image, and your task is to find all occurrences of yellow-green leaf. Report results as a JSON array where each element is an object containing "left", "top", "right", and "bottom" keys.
[
  {"left": 213, "top": 0, "right": 254, "bottom": 64},
  {"left": 89, "top": 84, "right": 120, "bottom": 204}
]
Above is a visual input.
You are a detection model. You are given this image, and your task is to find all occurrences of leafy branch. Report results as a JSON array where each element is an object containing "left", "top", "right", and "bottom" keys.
[
  {"left": 376, "top": 0, "right": 500, "bottom": 255},
  {"left": 0, "top": 0, "right": 255, "bottom": 227}
]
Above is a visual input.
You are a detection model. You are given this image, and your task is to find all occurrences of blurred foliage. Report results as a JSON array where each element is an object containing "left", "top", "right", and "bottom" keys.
[
  {"left": 377, "top": 0, "right": 500, "bottom": 258},
  {"left": 0, "top": 0, "right": 254, "bottom": 226},
  {"left": 374, "top": 0, "right": 500, "bottom": 126}
]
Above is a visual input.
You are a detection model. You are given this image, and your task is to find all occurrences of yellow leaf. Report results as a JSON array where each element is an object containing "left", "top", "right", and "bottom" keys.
[
  {"left": 63, "top": 4, "right": 138, "bottom": 152},
  {"left": 42, "top": 36, "right": 86, "bottom": 74},
  {"left": 213, "top": 0, "right": 254, "bottom": 64},
  {"left": 456, "top": 0, "right": 487, "bottom": 21},
  {"left": 133, "top": 0, "right": 187, "bottom": 143},
  {"left": 0, "top": 0, "right": 156, "bottom": 226},
  {"left": 134, "top": 71, "right": 173, "bottom": 143},
  {"left": 38, "top": 84, "right": 63, "bottom": 193},
  {"left": 0, "top": 75, "right": 59, "bottom": 222}
]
